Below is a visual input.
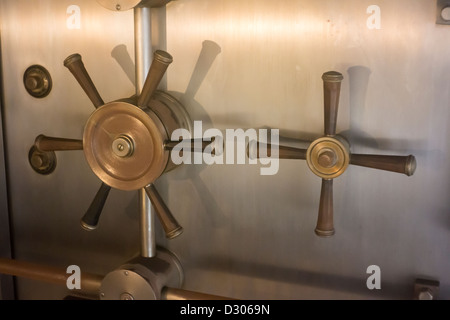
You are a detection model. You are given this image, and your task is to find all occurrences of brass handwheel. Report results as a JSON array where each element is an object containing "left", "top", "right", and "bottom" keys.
[
  {"left": 250, "top": 71, "right": 416, "bottom": 237},
  {"left": 32, "top": 50, "right": 201, "bottom": 239}
]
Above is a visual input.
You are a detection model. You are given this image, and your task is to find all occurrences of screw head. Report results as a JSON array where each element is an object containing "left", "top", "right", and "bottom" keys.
[
  {"left": 120, "top": 292, "right": 134, "bottom": 300},
  {"left": 112, "top": 135, "right": 134, "bottom": 158},
  {"left": 418, "top": 289, "right": 433, "bottom": 300},
  {"left": 441, "top": 6, "right": 450, "bottom": 21}
]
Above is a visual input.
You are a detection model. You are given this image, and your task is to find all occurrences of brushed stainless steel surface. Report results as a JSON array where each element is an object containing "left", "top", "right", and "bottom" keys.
[
  {"left": 163, "top": 0, "right": 450, "bottom": 299},
  {"left": 0, "top": 0, "right": 138, "bottom": 299},
  {"left": 0, "top": 0, "right": 450, "bottom": 300}
]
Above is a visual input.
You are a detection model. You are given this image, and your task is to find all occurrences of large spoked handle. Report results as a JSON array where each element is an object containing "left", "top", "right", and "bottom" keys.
[
  {"left": 144, "top": 184, "right": 183, "bottom": 239},
  {"left": 249, "top": 70, "right": 416, "bottom": 237}
]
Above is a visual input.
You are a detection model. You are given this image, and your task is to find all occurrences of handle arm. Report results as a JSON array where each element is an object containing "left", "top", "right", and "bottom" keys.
[
  {"left": 144, "top": 184, "right": 183, "bottom": 239},
  {"left": 322, "top": 71, "right": 343, "bottom": 137},
  {"left": 80, "top": 183, "right": 111, "bottom": 231},
  {"left": 138, "top": 50, "right": 173, "bottom": 108},
  {"left": 64, "top": 54, "right": 105, "bottom": 108},
  {"left": 315, "top": 179, "right": 334, "bottom": 237},
  {"left": 350, "top": 154, "right": 416, "bottom": 176},
  {"left": 35, "top": 135, "right": 83, "bottom": 152}
]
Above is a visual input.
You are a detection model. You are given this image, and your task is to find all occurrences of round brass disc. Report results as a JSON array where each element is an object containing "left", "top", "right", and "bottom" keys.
[
  {"left": 306, "top": 136, "right": 350, "bottom": 179},
  {"left": 83, "top": 101, "right": 169, "bottom": 191}
]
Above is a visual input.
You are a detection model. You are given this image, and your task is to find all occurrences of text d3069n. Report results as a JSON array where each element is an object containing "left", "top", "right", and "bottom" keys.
[{"left": 180, "top": 303, "right": 270, "bottom": 317}]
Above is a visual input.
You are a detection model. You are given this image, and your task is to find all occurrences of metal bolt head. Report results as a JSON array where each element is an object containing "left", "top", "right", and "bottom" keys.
[
  {"left": 442, "top": 6, "right": 450, "bottom": 21},
  {"left": 318, "top": 148, "right": 337, "bottom": 168},
  {"left": 116, "top": 4, "right": 121, "bottom": 10},
  {"left": 120, "top": 292, "right": 134, "bottom": 300},
  {"left": 30, "top": 153, "right": 45, "bottom": 169},
  {"left": 418, "top": 289, "right": 433, "bottom": 300},
  {"left": 112, "top": 135, "right": 134, "bottom": 158},
  {"left": 23, "top": 65, "right": 52, "bottom": 98},
  {"left": 28, "top": 146, "right": 56, "bottom": 175}
]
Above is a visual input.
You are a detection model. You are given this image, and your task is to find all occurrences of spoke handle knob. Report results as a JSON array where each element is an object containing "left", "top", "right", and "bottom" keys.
[
  {"left": 64, "top": 53, "right": 104, "bottom": 108},
  {"left": 80, "top": 183, "right": 111, "bottom": 231},
  {"left": 322, "top": 71, "right": 343, "bottom": 137},
  {"left": 144, "top": 184, "right": 183, "bottom": 239},
  {"left": 315, "top": 179, "right": 335, "bottom": 237}
]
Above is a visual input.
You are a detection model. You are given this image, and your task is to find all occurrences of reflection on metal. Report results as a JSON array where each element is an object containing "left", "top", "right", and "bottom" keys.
[
  {"left": 134, "top": 5, "right": 156, "bottom": 258},
  {"left": 23, "top": 65, "right": 52, "bottom": 98},
  {"left": 436, "top": 0, "right": 450, "bottom": 25},
  {"left": 253, "top": 71, "right": 417, "bottom": 237}
]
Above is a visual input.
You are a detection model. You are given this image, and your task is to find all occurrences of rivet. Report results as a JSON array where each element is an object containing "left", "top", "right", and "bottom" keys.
[{"left": 441, "top": 6, "right": 450, "bottom": 21}]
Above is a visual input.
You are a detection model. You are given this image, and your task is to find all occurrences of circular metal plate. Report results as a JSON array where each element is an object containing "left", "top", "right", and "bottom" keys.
[
  {"left": 28, "top": 146, "right": 57, "bottom": 175},
  {"left": 83, "top": 101, "right": 168, "bottom": 191},
  {"left": 23, "top": 65, "right": 52, "bottom": 98},
  {"left": 306, "top": 136, "right": 350, "bottom": 179},
  {"left": 100, "top": 269, "right": 157, "bottom": 300}
]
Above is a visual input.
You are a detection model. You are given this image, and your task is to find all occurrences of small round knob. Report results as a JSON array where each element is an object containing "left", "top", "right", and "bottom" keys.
[
  {"left": 441, "top": 6, "right": 450, "bottom": 21},
  {"left": 418, "top": 289, "right": 433, "bottom": 300},
  {"left": 23, "top": 65, "right": 52, "bottom": 98},
  {"left": 318, "top": 149, "right": 337, "bottom": 168},
  {"left": 112, "top": 135, "right": 134, "bottom": 158},
  {"left": 28, "top": 146, "right": 56, "bottom": 175},
  {"left": 120, "top": 292, "right": 134, "bottom": 300}
]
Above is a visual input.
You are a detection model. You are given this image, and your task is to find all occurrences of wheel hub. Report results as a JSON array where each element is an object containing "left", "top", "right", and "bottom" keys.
[
  {"left": 306, "top": 136, "right": 350, "bottom": 179},
  {"left": 83, "top": 101, "right": 169, "bottom": 191}
]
